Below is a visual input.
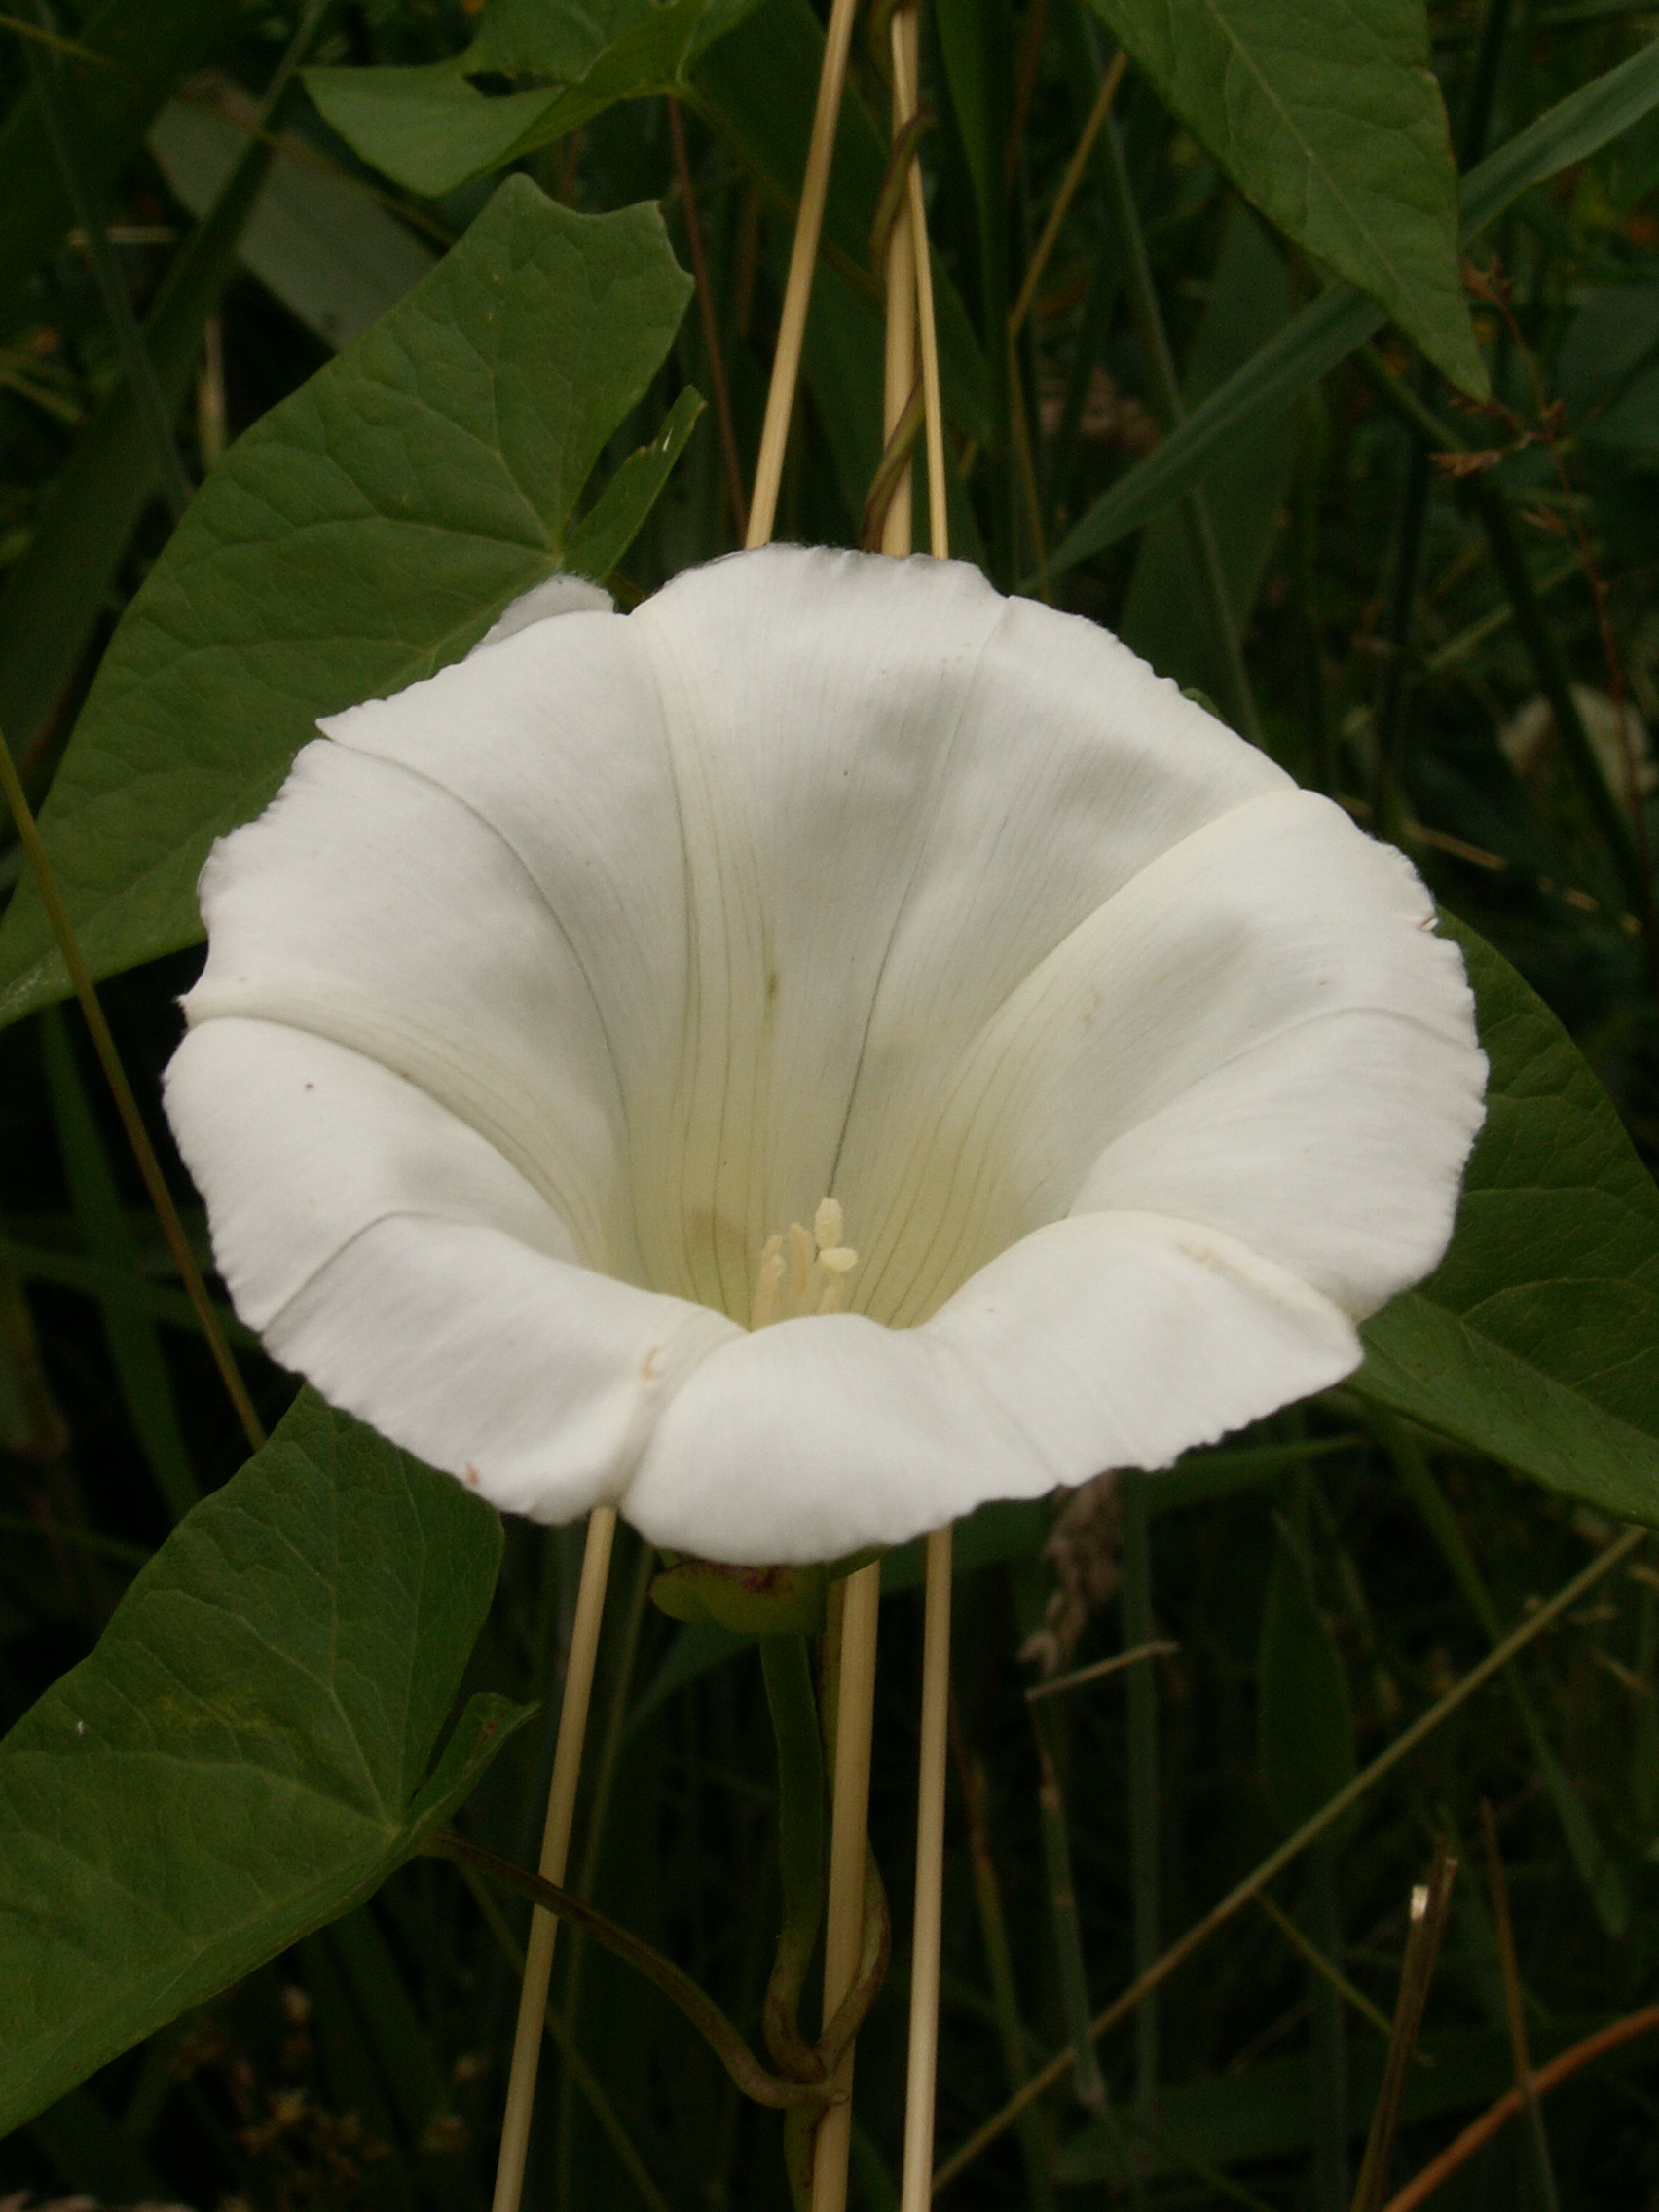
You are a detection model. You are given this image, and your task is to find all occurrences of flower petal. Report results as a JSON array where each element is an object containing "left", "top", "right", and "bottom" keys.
[
  {"left": 202, "top": 544, "right": 1291, "bottom": 1320},
  {"left": 302, "top": 599, "right": 708, "bottom": 1293},
  {"left": 470, "top": 571, "right": 612, "bottom": 653},
  {"left": 185, "top": 736, "right": 642, "bottom": 1271},
  {"left": 170, "top": 545, "right": 1487, "bottom": 1562},
  {"left": 165, "top": 1017, "right": 738, "bottom": 1523},
  {"left": 853, "top": 786, "right": 1485, "bottom": 1325},
  {"left": 624, "top": 1210, "right": 1359, "bottom": 1564},
  {"left": 628, "top": 546, "right": 1290, "bottom": 1307},
  {"left": 1069, "top": 799, "right": 1485, "bottom": 1318}
]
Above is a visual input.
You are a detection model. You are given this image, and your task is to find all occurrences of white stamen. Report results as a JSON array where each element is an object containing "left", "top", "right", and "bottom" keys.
[
  {"left": 751, "top": 1198, "right": 859, "bottom": 1327},
  {"left": 787, "top": 1220, "right": 815, "bottom": 1309},
  {"left": 751, "top": 1235, "right": 786, "bottom": 1331}
]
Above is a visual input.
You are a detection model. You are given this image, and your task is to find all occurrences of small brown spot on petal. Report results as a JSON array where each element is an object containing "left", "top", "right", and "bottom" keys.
[{"left": 462, "top": 1462, "right": 481, "bottom": 1487}]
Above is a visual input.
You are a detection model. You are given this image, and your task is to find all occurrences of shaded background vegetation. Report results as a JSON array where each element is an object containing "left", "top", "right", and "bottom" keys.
[{"left": 6, "top": 0, "right": 1659, "bottom": 2206}]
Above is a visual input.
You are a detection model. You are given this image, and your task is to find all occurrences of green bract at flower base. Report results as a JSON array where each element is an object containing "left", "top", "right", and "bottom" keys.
[
  {"left": 163, "top": 546, "right": 1487, "bottom": 1567},
  {"left": 650, "top": 1546, "right": 884, "bottom": 1635}
]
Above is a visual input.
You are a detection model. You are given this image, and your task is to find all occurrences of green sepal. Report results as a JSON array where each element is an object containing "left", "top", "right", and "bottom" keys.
[{"left": 651, "top": 1558, "right": 829, "bottom": 1636}]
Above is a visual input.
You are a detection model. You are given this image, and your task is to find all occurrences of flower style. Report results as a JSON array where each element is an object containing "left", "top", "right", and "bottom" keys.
[{"left": 164, "top": 547, "right": 1486, "bottom": 1565}]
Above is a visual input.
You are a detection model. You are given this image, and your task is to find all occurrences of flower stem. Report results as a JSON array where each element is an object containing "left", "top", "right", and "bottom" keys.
[
  {"left": 455, "top": 1852, "right": 674, "bottom": 2212},
  {"left": 437, "top": 1829, "right": 835, "bottom": 2112},
  {"left": 553, "top": 1533, "right": 654, "bottom": 2204},
  {"left": 899, "top": 1527, "right": 953, "bottom": 2211},
  {"left": 1120, "top": 1469, "right": 1160, "bottom": 2134},
  {"left": 762, "top": 1635, "right": 829, "bottom": 2082},
  {"left": 746, "top": 0, "right": 860, "bottom": 546},
  {"left": 892, "top": 2, "right": 947, "bottom": 565},
  {"left": 811, "top": 1559, "right": 882, "bottom": 2212},
  {"left": 490, "top": 1503, "right": 616, "bottom": 2212},
  {"left": 887, "top": 29, "right": 958, "bottom": 2202},
  {"left": 880, "top": 0, "right": 918, "bottom": 560}
]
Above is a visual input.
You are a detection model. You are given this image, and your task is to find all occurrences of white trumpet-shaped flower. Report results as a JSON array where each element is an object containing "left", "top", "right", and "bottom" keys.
[{"left": 165, "top": 547, "right": 1486, "bottom": 1565}]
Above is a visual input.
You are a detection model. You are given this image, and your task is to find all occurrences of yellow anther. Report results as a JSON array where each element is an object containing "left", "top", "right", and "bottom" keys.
[{"left": 814, "top": 1197, "right": 844, "bottom": 1253}]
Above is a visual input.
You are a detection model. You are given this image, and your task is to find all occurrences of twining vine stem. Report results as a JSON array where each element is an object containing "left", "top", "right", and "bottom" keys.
[
  {"left": 812, "top": 1561, "right": 884, "bottom": 2212},
  {"left": 434, "top": 1827, "right": 839, "bottom": 2112},
  {"left": 900, "top": 1527, "right": 955, "bottom": 2212},
  {"left": 745, "top": 0, "right": 860, "bottom": 546},
  {"left": 886, "top": 18, "right": 957, "bottom": 2204},
  {"left": 489, "top": 1503, "right": 617, "bottom": 2212}
]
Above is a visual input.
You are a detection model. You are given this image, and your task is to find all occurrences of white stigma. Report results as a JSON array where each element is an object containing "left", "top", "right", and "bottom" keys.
[{"left": 751, "top": 1198, "right": 859, "bottom": 1329}]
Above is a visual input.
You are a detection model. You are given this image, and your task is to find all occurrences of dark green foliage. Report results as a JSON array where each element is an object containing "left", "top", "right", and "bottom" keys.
[
  {"left": 7, "top": 1, "right": 1659, "bottom": 2206},
  {"left": 0, "top": 1390, "right": 516, "bottom": 2136},
  {"left": 1082, "top": 0, "right": 1485, "bottom": 393},
  {"left": 1258, "top": 1519, "right": 1357, "bottom": 1837},
  {"left": 0, "top": 180, "right": 694, "bottom": 1026},
  {"left": 1358, "top": 918, "right": 1659, "bottom": 1523}
]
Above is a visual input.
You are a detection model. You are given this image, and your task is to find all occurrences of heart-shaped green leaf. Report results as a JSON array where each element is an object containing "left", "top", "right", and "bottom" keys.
[
  {"left": 303, "top": 0, "right": 746, "bottom": 201},
  {"left": 303, "top": 0, "right": 992, "bottom": 453},
  {"left": 1356, "top": 916, "right": 1659, "bottom": 1526},
  {"left": 0, "top": 178, "right": 692, "bottom": 1031},
  {"left": 0, "top": 1390, "right": 525, "bottom": 2137}
]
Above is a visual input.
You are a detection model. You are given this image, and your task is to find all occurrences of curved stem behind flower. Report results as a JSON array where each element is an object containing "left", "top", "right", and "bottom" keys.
[
  {"left": 745, "top": 0, "right": 860, "bottom": 547},
  {"left": 878, "top": 5, "right": 917, "bottom": 561},
  {"left": 861, "top": 383, "right": 925, "bottom": 552},
  {"left": 902, "top": 83, "right": 948, "bottom": 557},
  {"left": 891, "top": 17, "right": 955, "bottom": 2202},
  {"left": 899, "top": 1528, "right": 953, "bottom": 2211},
  {"left": 762, "top": 1635, "right": 830, "bottom": 2083},
  {"left": 489, "top": 1503, "right": 615, "bottom": 2212},
  {"left": 818, "top": 1844, "right": 892, "bottom": 2074},
  {"left": 432, "top": 1829, "right": 838, "bottom": 2113},
  {"left": 811, "top": 1559, "right": 883, "bottom": 2212},
  {"left": 553, "top": 1535, "right": 656, "bottom": 2205},
  {"left": 790, "top": 1843, "right": 893, "bottom": 2203},
  {"left": 454, "top": 1851, "right": 674, "bottom": 2212},
  {"left": 1121, "top": 1470, "right": 1161, "bottom": 2138}
]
